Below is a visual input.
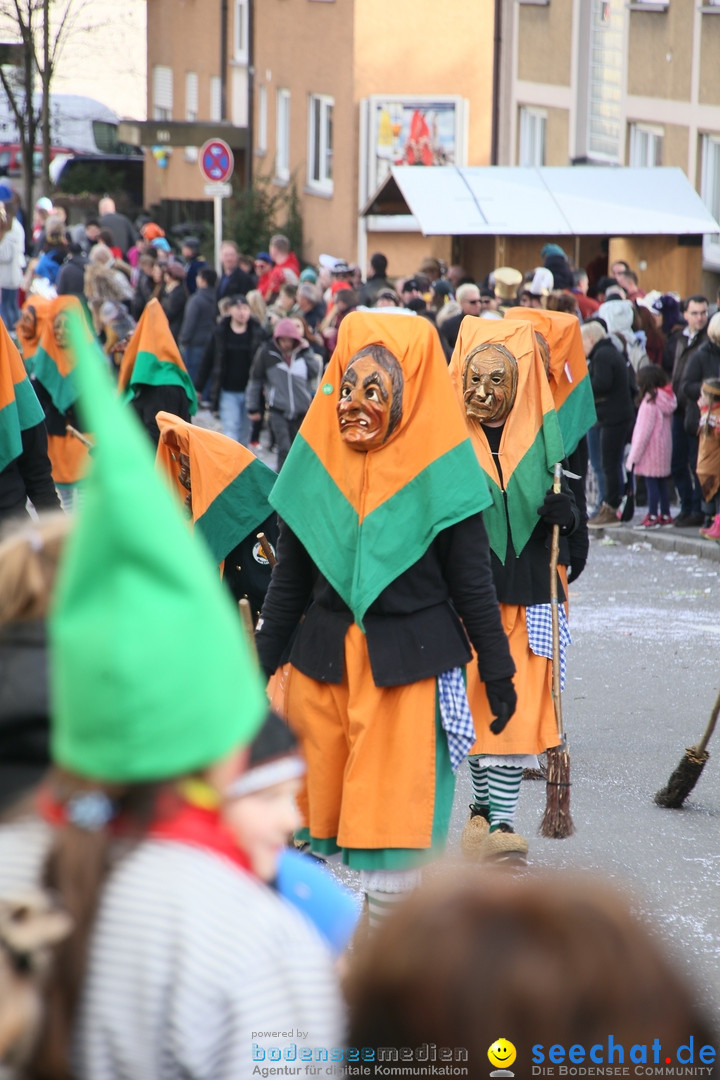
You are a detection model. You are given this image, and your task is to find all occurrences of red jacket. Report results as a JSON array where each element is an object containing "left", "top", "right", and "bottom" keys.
[{"left": 266, "top": 253, "right": 301, "bottom": 298}]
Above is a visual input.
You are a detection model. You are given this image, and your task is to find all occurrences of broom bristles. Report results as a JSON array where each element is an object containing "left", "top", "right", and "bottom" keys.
[
  {"left": 540, "top": 743, "right": 575, "bottom": 838},
  {"left": 654, "top": 746, "right": 709, "bottom": 809}
]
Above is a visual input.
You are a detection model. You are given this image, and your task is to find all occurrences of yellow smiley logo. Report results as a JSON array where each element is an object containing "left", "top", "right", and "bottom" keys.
[{"left": 488, "top": 1038, "right": 517, "bottom": 1069}]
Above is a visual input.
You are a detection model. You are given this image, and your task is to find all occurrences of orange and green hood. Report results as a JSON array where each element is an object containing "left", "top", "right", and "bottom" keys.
[
  {"left": 0, "top": 317, "right": 45, "bottom": 474},
  {"left": 449, "top": 317, "right": 564, "bottom": 563},
  {"left": 118, "top": 299, "right": 197, "bottom": 415},
  {"left": 270, "top": 311, "right": 492, "bottom": 627},
  {"left": 155, "top": 411, "right": 276, "bottom": 565},
  {"left": 33, "top": 296, "right": 95, "bottom": 414},
  {"left": 503, "top": 306, "right": 596, "bottom": 456},
  {"left": 16, "top": 294, "right": 54, "bottom": 371}
]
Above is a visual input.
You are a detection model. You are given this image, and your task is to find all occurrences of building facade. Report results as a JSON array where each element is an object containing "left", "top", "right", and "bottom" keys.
[
  {"left": 143, "top": 0, "right": 250, "bottom": 208},
  {"left": 142, "top": 0, "right": 495, "bottom": 271},
  {"left": 252, "top": 0, "right": 496, "bottom": 273},
  {"left": 500, "top": 0, "right": 720, "bottom": 292}
]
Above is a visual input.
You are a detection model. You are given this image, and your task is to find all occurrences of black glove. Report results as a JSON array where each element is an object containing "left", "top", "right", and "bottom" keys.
[
  {"left": 537, "top": 489, "right": 574, "bottom": 530},
  {"left": 485, "top": 677, "right": 517, "bottom": 735},
  {"left": 567, "top": 559, "right": 586, "bottom": 584}
]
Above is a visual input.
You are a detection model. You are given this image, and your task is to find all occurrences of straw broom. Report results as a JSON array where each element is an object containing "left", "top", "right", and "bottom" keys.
[
  {"left": 654, "top": 687, "right": 720, "bottom": 808},
  {"left": 540, "top": 463, "right": 575, "bottom": 839}
]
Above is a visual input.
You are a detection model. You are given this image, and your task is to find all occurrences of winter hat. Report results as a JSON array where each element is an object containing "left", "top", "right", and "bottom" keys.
[
  {"left": 224, "top": 712, "right": 305, "bottom": 798},
  {"left": 653, "top": 293, "right": 684, "bottom": 336},
  {"left": 493, "top": 267, "right": 523, "bottom": 301},
  {"left": 598, "top": 299, "right": 634, "bottom": 335},
  {"left": 299, "top": 267, "right": 318, "bottom": 283},
  {"left": 151, "top": 237, "right": 172, "bottom": 253},
  {"left": 273, "top": 317, "right": 303, "bottom": 342},
  {"left": 529, "top": 267, "right": 554, "bottom": 297},
  {"left": 0, "top": 183, "right": 14, "bottom": 203},
  {"left": 255, "top": 252, "right": 273, "bottom": 265},
  {"left": 163, "top": 260, "right": 187, "bottom": 281},
  {"left": 541, "top": 243, "right": 567, "bottom": 261},
  {"left": 49, "top": 318, "right": 266, "bottom": 782},
  {"left": 141, "top": 222, "right": 165, "bottom": 241},
  {"left": 181, "top": 236, "right": 200, "bottom": 253},
  {"left": 636, "top": 289, "right": 662, "bottom": 312}
]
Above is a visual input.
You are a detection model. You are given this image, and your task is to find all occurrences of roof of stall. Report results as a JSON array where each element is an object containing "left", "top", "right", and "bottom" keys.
[{"left": 361, "top": 166, "right": 720, "bottom": 237}]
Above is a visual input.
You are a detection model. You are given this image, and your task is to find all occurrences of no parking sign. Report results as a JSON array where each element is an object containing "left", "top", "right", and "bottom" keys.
[{"left": 199, "top": 139, "right": 234, "bottom": 183}]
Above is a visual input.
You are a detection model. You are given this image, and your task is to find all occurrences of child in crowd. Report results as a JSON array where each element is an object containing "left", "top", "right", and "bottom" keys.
[
  {"left": 626, "top": 365, "right": 677, "bottom": 528},
  {"left": 223, "top": 711, "right": 359, "bottom": 956}
]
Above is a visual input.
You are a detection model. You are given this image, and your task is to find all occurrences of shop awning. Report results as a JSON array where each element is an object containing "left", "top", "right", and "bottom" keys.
[{"left": 361, "top": 166, "right": 720, "bottom": 237}]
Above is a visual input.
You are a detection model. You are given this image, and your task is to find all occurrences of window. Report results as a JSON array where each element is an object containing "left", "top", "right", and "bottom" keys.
[
  {"left": 586, "top": 0, "right": 623, "bottom": 162},
  {"left": 628, "top": 1, "right": 668, "bottom": 9},
  {"left": 518, "top": 107, "right": 546, "bottom": 166},
  {"left": 628, "top": 123, "right": 662, "bottom": 166},
  {"left": 276, "top": 88, "right": 290, "bottom": 181},
  {"left": 152, "top": 65, "right": 173, "bottom": 121},
  {"left": 308, "top": 93, "right": 333, "bottom": 193},
  {"left": 257, "top": 85, "right": 267, "bottom": 155},
  {"left": 185, "top": 72, "right": 198, "bottom": 162},
  {"left": 234, "top": 0, "right": 249, "bottom": 62},
  {"left": 210, "top": 75, "right": 222, "bottom": 123},
  {"left": 701, "top": 134, "right": 720, "bottom": 264},
  {"left": 92, "top": 121, "right": 119, "bottom": 153}
]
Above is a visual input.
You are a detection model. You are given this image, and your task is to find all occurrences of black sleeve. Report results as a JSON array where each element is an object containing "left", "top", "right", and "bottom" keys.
[
  {"left": 179, "top": 293, "right": 199, "bottom": 347},
  {"left": 255, "top": 520, "right": 316, "bottom": 678},
  {"left": 436, "top": 513, "right": 515, "bottom": 684},
  {"left": 17, "top": 422, "right": 62, "bottom": 512},
  {"left": 565, "top": 440, "right": 589, "bottom": 580},
  {"left": 661, "top": 336, "right": 676, "bottom": 378},
  {"left": 195, "top": 332, "right": 216, "bottom": 394},
  {"left": 681, "top": 350, "right": 703, "bottom": 409}
]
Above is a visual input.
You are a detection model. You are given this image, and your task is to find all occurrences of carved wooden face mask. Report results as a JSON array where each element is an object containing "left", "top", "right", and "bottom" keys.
[
  {"left": 52, "top": 311, "right": 70, "bottom": 351},
  {"left": 19, "top": 307, "right": 37, "bottom": 338},
  {"left": 337, "top": 346, "right": 404, "bottom": 451},
  {"left": 462, "top": 343, "right": 518, "bottom": 426},
  {"left": 535, "top": 331, "right": 551, "bottom": 376}
]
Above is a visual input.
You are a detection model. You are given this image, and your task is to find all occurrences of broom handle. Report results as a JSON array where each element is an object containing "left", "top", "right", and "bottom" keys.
[
  {"left": 238, "top": 598, "right": 258, "bottom": 660},
  {"left": 257, "top": 532, "right": 277, "bottom": 568},
  {"left": 697, "top": 686, "right": 720, "bottom": 755},
  {"left": 550, "top": 463, "right": 563, "bottom": 739},
  {"left": 66, "top": 424, "right": 94, "bottom": 449}
]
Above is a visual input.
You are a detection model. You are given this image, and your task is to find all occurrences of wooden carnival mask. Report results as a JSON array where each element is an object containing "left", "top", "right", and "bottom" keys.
[
  {"left": 462, "top": 342, "right": 518, "bottom": 427},
  {"left": 534, "top": 331, "right": 551, "bottom": 376},
  {"left": 337, "top": 345, "right": 404, "bottom": 451},
  {"left": 52, "top": 311, "right": 70, "bottom": 351}
]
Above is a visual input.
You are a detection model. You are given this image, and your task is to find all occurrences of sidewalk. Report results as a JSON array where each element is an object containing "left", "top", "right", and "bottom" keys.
[{"left": 589, "top": 513, "right": 720, "bottom": 563}]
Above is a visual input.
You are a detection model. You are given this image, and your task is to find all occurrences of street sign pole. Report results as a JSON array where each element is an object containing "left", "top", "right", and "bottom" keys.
[{"left": 214, "top": 195, "right": 223, "bottom": 276}]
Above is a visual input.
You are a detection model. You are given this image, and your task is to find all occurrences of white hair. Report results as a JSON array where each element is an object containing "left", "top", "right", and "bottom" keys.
[{"left": 581, "top": 320, "right": 606, "bottom": 352}]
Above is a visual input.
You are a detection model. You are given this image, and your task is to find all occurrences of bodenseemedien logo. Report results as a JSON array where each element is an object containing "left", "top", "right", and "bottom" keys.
[{"left": 488, "top": 1038, "right": 516, "bottom": 1077}]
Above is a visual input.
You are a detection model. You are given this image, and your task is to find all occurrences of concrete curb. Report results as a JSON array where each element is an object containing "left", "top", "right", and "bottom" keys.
[{"left": 589, "top": 521, "right": 720, "bottom": 563}]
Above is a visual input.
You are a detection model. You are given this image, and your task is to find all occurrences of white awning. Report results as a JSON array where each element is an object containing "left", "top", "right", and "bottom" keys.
[{"left": 361, "top": 166, "right": 720, "bottom": 237}]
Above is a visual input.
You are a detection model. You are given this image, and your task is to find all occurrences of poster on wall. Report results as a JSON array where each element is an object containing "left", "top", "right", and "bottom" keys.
[{"left": 361, "top": 95, "right": 468, "bottom": 214}]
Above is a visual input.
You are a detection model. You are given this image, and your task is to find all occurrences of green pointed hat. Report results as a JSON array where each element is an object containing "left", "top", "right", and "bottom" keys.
[{"left": 49, "top": 321, "right": 266, "bottom": 783}]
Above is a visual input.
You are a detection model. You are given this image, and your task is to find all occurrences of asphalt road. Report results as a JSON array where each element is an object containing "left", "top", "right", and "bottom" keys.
[
  {"left": 448, "top": 533, "right": 720, "bottom": 1013},
  {"left": 203, "top": 412, "right": 720, "bottom": 1012}
]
